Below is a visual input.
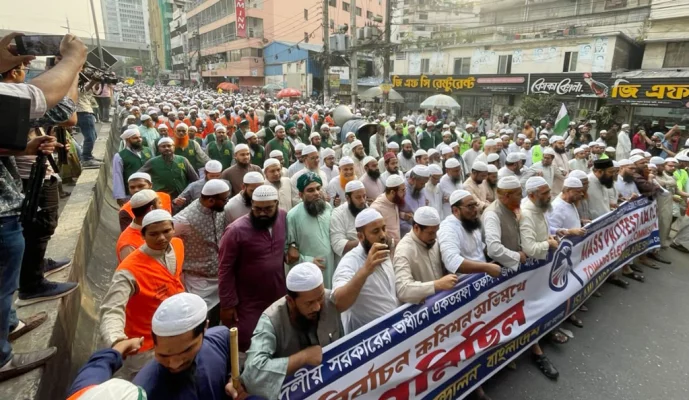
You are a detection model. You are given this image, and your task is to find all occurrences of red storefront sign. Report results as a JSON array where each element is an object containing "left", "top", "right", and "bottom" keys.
[{"left": 236, "top": 0, "right": 246, "bottom": 38}]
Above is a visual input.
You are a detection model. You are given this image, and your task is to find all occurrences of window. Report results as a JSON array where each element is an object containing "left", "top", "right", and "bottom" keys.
[
  {"left": 304, "top": 32, "right": 310, "bottom": 43},
  {"left": 304, "top": 8, "right": 308, "bottom": 20},
  {"left": 498, "top": 54, "right": 512, "bottom": 74},
  {"left": 418, "top": 12, "right": 428, "bottom": 20},
  {"left": 414, "top": 26, "right": 426, "bottom": 31},
  {"left": 367, "top": 11, "right": 374, "bottom": 19},
  {"left": 664, "top": 42, "right": 689, "bottom": 68},
  {"left": 330, "top": 19, "right": 335, "bottom": 29},
  {"left": 402, "top": 18, "right": 409, "bottom": 24},
  {"left": 328, "top": 0, "right": 336, "bottom": 6},
  {"left": 421, "top": 58, "right": 430, "bottom": 73},
  {"left": 453, "top": 57, "right": 470, "bottom": 74},
  {"left": 604, "top": 0, "right": 627, "bottom": 10},
  {"left": 343, "top": 1, "right": 349, "bottom": 12},
  {"left": 355, "top": 6, "right": 362, "bottom": 16},
  {"left": 563, "top": 51, "right": 578, "bottom": 72},
  {"left": 578, "top": 98, "right": 598, "bottom": 111}
]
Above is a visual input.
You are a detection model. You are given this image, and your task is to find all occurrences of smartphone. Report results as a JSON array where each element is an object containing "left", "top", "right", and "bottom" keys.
[{"left": 15, "top": 35, "right": 62, "bottom": 56}]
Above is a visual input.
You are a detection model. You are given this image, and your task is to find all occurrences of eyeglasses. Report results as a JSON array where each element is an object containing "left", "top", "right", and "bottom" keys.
[
  {"left": 252, "top": 205, "right": 276, "bottom": 214},
  {"left": 460, "top": 203, "right": 479, "bottom": 210}
]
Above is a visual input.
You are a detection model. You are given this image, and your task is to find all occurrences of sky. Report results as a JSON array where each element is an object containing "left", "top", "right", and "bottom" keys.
[{"left": 0, "top": 0, "right": 105, "bottom": 38}]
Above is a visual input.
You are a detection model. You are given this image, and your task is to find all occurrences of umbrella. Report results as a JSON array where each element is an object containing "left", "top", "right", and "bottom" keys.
[
  {"left": 263, "top": 83, "right": 282, "bottom": 91},
  {"left": 359, "top": 86, "right": 404, "bottom": 103},
  {"left": 217, "top": 82, "right": 239, "bottom": 91},
  {"left": 167, "top": 80, "right": 178, "bottom": 86},
  {"left": 420, "top": 94, "right": 461, "bottom": 110},
  {"left": 277, "top": 88, "right": 301, "bottom": 98}
]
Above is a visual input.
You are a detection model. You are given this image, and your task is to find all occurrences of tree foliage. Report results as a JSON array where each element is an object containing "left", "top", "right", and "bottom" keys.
[{"left": 513, "top": 94, "right": 561, "bottom": 122}]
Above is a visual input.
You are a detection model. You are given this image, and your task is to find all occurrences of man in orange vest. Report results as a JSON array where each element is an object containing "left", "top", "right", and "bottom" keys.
[
  {"left": 164, "top": 111, "right": 181, "bottom": 136},
  {"left": 99, "top": 209, "right": 185, "bottom": 380},
  {"left": 246, "top": 107, "right": 260, "bottom": 133},
  {"left": 116, "top": 189, "right": 160, "bottom": 262},
  {"left": 119, "top": 172, "right": 172, "bottom": 232},
  {"left": 220, "top": 109, "right": 236, "bottom": 132},
  {"left": 203, "top": 110, "right": 221, "bottom": 138},
  {"left": 183, "top": 108, "right": 205, "bottom": 133}
]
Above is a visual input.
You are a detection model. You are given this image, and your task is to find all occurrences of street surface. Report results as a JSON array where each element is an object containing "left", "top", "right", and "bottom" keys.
[{"left": 484, "top": 247, "right": 689, "bottom": 400}]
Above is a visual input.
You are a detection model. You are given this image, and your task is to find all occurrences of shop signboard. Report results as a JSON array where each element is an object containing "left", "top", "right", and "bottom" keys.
[
  {"left": 528, "top": 73, "right": 613, "bottom": 98},
  {"left": 607, "top": 78, "right": 689, "bottom": 108},
  {"left": 391, "top": 74, "right": 527, "bottom": 94}
]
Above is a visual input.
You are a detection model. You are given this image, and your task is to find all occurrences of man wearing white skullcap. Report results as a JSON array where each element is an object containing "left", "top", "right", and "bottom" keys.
[
  {"left": 266, "top": 149, "right": 290, "bottom": 177},
  {"left": 264, "top": 158, "right": 294, "bottom": 212},
  {"left": 100, "top": 210, "right": 184, "bottom": 379},
  {"left": 265, "top": 123, "right": 293, "bottom": 169},
  {"left": 348, "top": 139, "right": 367, "bottom": 178},
  {"left": 172, "top": 180, "right": 230, "bottom": 317},
  {"left": 498, "top": 152, "right": 523, "bottom": 179},
  {"left": 206, "top": 122, "right": 235, "bottom": 170},
  {"left": 330, "top": 180, "right": 368, "bottom": 264},
  {"left": 173, "top": 160, "right": 230, "bottom": 212},
  {"left": 171, "top": 121, "right": 210, "bottom": 175},
  {"left": 414, "top": 149, "right": 429, "bottom": 167},
  {"left": 113, "top": 128, "right": 153, "bottom": 204},
  {"left": 290, "top": 144, "right": 330, "bottom": 206},
  {"left": 520, "top": 146, "right": 558, "bottom": 196},
  {"left": 548, "top": 177, "right": 587, "bottom": 240},
  {"left": 394, "top": 206, "right": 458, "bottom": 304},
  {"left": 319, "top": 148, "right": 339, "bottom": 183},
  {"left": 461, "top": 136, "right": 482, "bottom": 170},
  {"left": 424, "top": 164, "right": 444, "bottom": 217},
  {"left": 326, "top": 156, "right": 355, "bottom": 207},
  {"left": 359, "top": 155, "right": 386, "bottom": 203},
  {"left": 438, "top": 157, "right": 464, "bottom": 217},
  {"left": 242, "top": 262, "right": 342, "bottom": 400},
  {"left": 547, "top": 135, "right": 569, "bottom": 195},
  {"left": 224, "top": 171, "right": 264, "bottom": 224},
  {"left": 460, "top": 161, "right": 490, "bottom": 212},
  {"left": 399, "top": 165, "right": 430, "bottom": 236},
  {"left": 220, "top": 143, "right": 263, "bottom": 197},
  {"left": 139, "top": 137, "right": 200, "bottom": 199},
  {"left": 569, "top": 147, "right": 590, "bottom": 173},
  {"left": 616, "top": 123, "right": 632, "bottom": 160},
  {"left": 331, "top": 207, "right": 398, "bottom": 335},
  {"left": 118, "top": 173, "right": 173, "bottom": 232},
  {"left": 117, "top": 189, "right": 160, "bottom": 262},
  {"left": 366, "top": 173, "right": 403, "bottom": 243}
]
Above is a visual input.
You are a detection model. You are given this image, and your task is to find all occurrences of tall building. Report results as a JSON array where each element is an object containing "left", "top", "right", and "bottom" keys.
[
  {"left": 184, "top": 0, "right": 385, "bottom": 87},
  {"left": 148, "top": 0, "right": 174, "bottom": 71},
  {"left": 101, "top": 0, "right": 150, "bottom": 44},
  {"left": 170, "top": 7, "right": 189, "bottom": 79}
]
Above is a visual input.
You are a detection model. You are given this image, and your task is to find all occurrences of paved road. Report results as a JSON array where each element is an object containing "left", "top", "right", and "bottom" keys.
[{"left": 483, "top": 247, "right": 689, "bottom": 400}]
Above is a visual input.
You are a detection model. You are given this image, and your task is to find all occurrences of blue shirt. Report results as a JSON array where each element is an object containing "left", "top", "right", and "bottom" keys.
[{"left": 67, "top": 349, "right": 123, "bottom": 396}]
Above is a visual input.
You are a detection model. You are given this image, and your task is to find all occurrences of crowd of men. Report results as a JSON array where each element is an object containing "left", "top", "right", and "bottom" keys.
[{"left": 2, "top": 31, "right": 689, "bottom": 400}]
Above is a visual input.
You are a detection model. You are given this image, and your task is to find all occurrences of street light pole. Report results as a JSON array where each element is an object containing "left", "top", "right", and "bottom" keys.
[{"left": 88, "top": 0, "right": 105, "bottom": 69}]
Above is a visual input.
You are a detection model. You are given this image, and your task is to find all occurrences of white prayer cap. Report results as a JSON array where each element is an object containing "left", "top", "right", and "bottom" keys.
[
  {"left": 442, "top": 130, "right": 452, "bottom": 137},
  {"left": 650, "top": 156, "right": 665, "bottom": 165},
  {"left": 263, "top": 158, "right": 281, "bottom": 170},
  {"left": 387, "top": 142, "right": 400, "bottom": 149},
  {"left": 428, "top": 149, "right": 439, "bottom": 159},
  {"left": 622, "top": 123, "right": 630, "bottom": 129},
  {"left": 539, "top": 135, "right": 548, "bottom": 140},
  {"left": 414, "top": 149, "right": 428, "bottom": 157},
  {"left": 351, "top": 140, "right": 363, "bottom": 148},
  {"left": 214, "top": 124, "right": 226, "bottom": 132},
  {"left": 506, "top": 153, "right": 521, "bottom": 163},
  {"left": 618, "top": 159, "right": 633, "bottom": 166},
  {"left": 580, "top": 144, "right": 590, "bottom": 149},
  {"left": 549, "top": 135, "right": 564, "bottom": 144},
  {"left": 612, "top": 160, "right": 620, "bottom": 168},
  {"left": 524, "top": 139, "right": 531, "bottom": 144},
  {"left": 245, "top": 132, "right": 257, "bottom": 140},
  {"left": 141, "top": 114, "right": 151, "bottom": 122},
  {"left": 176, "top": 122, "right": 189, "bottom": 130},
  {"left": 428, "top": 164, "right": 443, "bottom": 175},
  {"left": 142, "top": 209, "right": 172, "bottom": 228},
  {"left": 234, "top": 144, "right": 249, "bottom": 154},
  {"left": 322, "top": 148, "right": 336, "bottom": 160},
  {"left": 591, "top": 141, "right": 604, "bottom": 147},
  {"left": 269, "top": 150, "right": 283, "bottom": 158},
  {"left": 152, "top": 292, "right": 207, "bottom": 337},
  {"left": 126, "top": 114, "right": 136, "bottom": 120},
  {"left": 295, "top": 143, "right": 306, "bottom": 152},
  {"left": 449, "top": 122, "right": 456, "bottom": 126},
  {"left": 676, "top": 154, "right": 689, "bottom": 162},
  {"left": 487, "top": 132, "right": 496, "bottom": 139},
  {"left": 472, "top": 161, "right": 488, "bottom": 172},
  {"left": 630, "top": 149, "right": 644, "bottom": 156},
  {"left": 564, "top": 177, "right": 583, "bottom": 189},
  {"left": 497, "top": 176, "right": 521, "bottom": 190},
  {"left": 202, "top": 179, "right": 230, "bottom": 196},
  {"left": 414, "top": 206, "right": 441, "bottom": 226},
  {"left": 643, "top": 151, "right": 652, "bottom": 158},
  {"left": 649, "top": 163, "right": 657, "bottom": 170},
  {"left": 321, "top": 123, "right": 330, "bottom": 130},
  {"left": 540, "top": 119, "right": 546, "bottom": 123},
  {"left": 499, "top": 129, "right": 506, "bottom": 134},
  {"left": 486, "top": 153, "right": 500, "bottom": 163},
  {"left": 309, "top": 132, "right": 321, "bottom": 141},
  {"left": 427, "top": 121, "right": 435, "bottom": 126},
  {"left": 442, "top": 124, "right": 450, "bottom": 129},
  {"left": 506, "top": 129, "right": 514, "bottom": 134},
  {"left": 517, "top": 134, "right": 526, "bottom": 139},
  {"left": 600, "top": 130, "right": 608, "bottom": 134},
  {"left": 158, "top": 137, "right": 174, "bottom": 146},
  {"left": 363, "top": 156, "right": 377, "bottom": 166},
  {"left": 355, "top": 208, "right": 384, "bottom": 228},
  {"left": 484, "top": 139, "right": 498, "bottom": 147},
  {"left": 569, "top": 169, "right": 588, "bottom": 180},
  {"left": 269, "top": 120, "right": 279, "bottom": 128},
  {"left": 525, "top": 176, "right": 549, "bottom": 191},
  {"left": 573, "top": 148, "right": 583, "bottom": 155},
  {"left": 412, "top": 165, "right": 430, "bottom": 177},
  {"left": 287, "top": 262, "right": 324, "bottom": 291},
  {"left": 445, "top": 158, "right": 461, "bottom": 169},
  {"left": 450, "top": 142, "right": 459, "bottom": 149},
  {"left": 441, "top": 146, "right": 454, "bottom": 155},
  {"left": 243, "top": 171, "right": 265, "bottom": 184},
  {"left": 339, "top": 156, "right": 354, "bottom": 166},
  {"left": 345, "top": 180, "right": 365, "bottom": 193},
  {"left": 128, "top": 172, "right": 152, "bottom": 183},
  {"left": 252, "top": 184, "right": 279, "bottom": 201},
  {"left": 449, "top": 189, "right": 472, "bottom": 205},
  {"left": 120, "top": 129, "right": 140, "bottom": 142},
  {"left": 465, "top": 124, "right": 473, "bottom": 129},
  {"left": 666, "top": 157, "right": 678, "bottom": 163},
  {"left": 158, "top": 124, "right": 168, "bottom": 130},
  {"left": 401, "top": 139, "right": 412, "bottom": 146},
  {"left": 77, "top": 378, "right": 142, "bottom": 400},
  {"left": 130, "top": 189, "right": 157, "bottom": 208},
  {"left": 487, "top": 164, "right": 498, "bottom": 173},
  {"left": 205, "top": 160, "right": 223, "bottom": 173},
  {"left": 543, "top": 147, "right": 556, "bottom": 156},
  {"left": 501, "top": 135, "right": 510, "bottom": 140},
  {"left": 346, "top": 131, "right": 356, "bottom": 139},
  {"left": 386, "top": 174, "right": 405, "bottom": 188}
]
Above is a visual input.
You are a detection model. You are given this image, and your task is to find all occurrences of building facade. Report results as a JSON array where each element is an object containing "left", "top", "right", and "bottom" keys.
[
  {"left": 170, "top": 7, "right": 189, "bottom": 80},
  {"left": 148, "top": 0, "right": 174, "bottom": 71},
  {"left": 101, "top": 0, "right": 150, "bottom": 44}
]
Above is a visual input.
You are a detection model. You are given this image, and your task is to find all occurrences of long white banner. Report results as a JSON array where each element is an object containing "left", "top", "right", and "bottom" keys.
[{"left": 279, "top": 198, "right": 660, "bottom": 400}]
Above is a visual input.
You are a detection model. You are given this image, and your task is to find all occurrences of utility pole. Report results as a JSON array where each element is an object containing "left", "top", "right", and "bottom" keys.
[
  {"left": 88, "top": 0, "right": 106, "bottom": 69},
  {"left": 382, "top": 0, "right": 392, "bottom": 115},
  {"left": 196, "top": 22, "right": 203, "bottom": 90},
  {"left": 350, "top": 0, "right": 358, "bottom": 109},
  {"left": 323, "top": 0, "right": 331, "bottom": 102},
  {"left": 65, "top": 17, "right": 71, "bottom": 33}
]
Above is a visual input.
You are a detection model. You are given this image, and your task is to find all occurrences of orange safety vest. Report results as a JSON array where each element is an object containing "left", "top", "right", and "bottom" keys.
[
  {"left": 325, "top": 115, "right": 335, "bottom": 127},
  {"left": 164, "top": 120, "right": 181, "bottom": 136},
  {"left": 183, "top": 117, "right": 204, "bottom": 132},
  {"left": 116, "top": 225, "right": 144, "bottom": 263},
  {"left": 117, "top": 238, "right": 185, "bottom": 353},
  {"left": 203, "top": 118, "right": 219, "bottom": 137},
  {"left": 67, "top": 385, "right": 96, "bottom": 399},
  {"left": 303, "top": 114, "right": 312, "bottom": 128},
  {"left": 246, "top": 114, "right": 259, "bottom": 133},
  {"left": 120, "top": 192, "right": 172, "bottom": 220},
  {"left": 234, "top": 115, "right": 243, "bottom": 125}
]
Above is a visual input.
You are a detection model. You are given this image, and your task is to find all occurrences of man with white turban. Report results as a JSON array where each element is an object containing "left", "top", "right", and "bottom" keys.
[
  {"left": 425, "top": 164, "right": 444, "bottom": 217},
  {"left": 549, "top": 135, "right": 570, "bottom": 195},
  {"left": 242, "top": 263, "right": 342, "bottom": 400},
  {"left": 220, "top": 144, "right": 263, "bottom": 198},
  {"left": 332, "top": 208, "right": 399, "bottom": 334},
  {"left": 520, "top": 147, "right": 557, "bottom": 195},
  {"left": 224, "top": 171, "right": 264, "bottom": 224},
  {"left": 319, "top": 148, "right": 339, "bottom": 183},
  {"left": 330, "top": 180, "right": 368, "bottom": 265},
  {"left": 264, "top": 158, "right": 294, "bottom": 211},
  {"left": 616, "top": 123, "right": 632, "bottom": 160},
  {"left": 326, "top": 156, "right": 355, "bottom": 206},
  {"left": 100, "top": 210, "right": 185, "bottom": 379},
  {"left": 113, "top": 128, "right": 153, "bottom": 205},
  {"left": 394, "top": 206, "right": 457, "bottom": 304},
  {"left": 116, "top": 189, "right": 160, "bottom": 263},
  {"left": 438, "top": 158, "right": 464, "bottom": 217},
  {"left": 173, "top": 160, "right": 229, "bottom": 211}
]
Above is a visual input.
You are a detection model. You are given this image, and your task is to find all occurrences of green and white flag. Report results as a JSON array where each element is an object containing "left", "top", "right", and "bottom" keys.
[{"left": 553, "top": 103, "right": 570, "bottom": 136}]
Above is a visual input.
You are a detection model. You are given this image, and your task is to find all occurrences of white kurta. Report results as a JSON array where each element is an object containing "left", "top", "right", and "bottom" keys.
[
  {"left": 326, "top": 176, "right": 347, "bottom": 206},
  {"left": 615, "top": 176, "right": 640, "bottom": 200},
  {"left": 482, "top": 209, "right": 521, "bottom": 271},
  {"left": 547, "top": 196, "right": 581, "bottom": 230},
  {"left": 381, "top": 170, "right": 404, "bottom": 186},
  {"left": 439, "top": 174, "right": 463, "bottom": 217},
  {"left": 332, "top": 244, "right": 399, "bottom": 335},
  {"left": 268, "top": 177, "right": 295, "bottom": 212},
  {"left": 320, "top": 165, "right": 340, "bottom": 183},
  {"left": 616, "top": 130, "right": 632, "bottom": 160},
  {"left": 586, "top": 173, "right": 612, "bottom": 220},
  {"left": 568, "top": 158, "right": 590, "bottom": 173},
  {"left": 462, "top": 149, "right": 480, "bottom": 169},
  {"left": 519, "top": 199, "right": 551, "bottom": 260},
  {"left": 438, "top": 215, "right": 486, "bottom": 273},
  {"left": 425, "top": 181, "right": 444, "bottom": 218},
  {"left": 329, "top": 202, "right": 358, "bottom": 263},
  {"left": 224, "top": 192, "right": 251, "bottom": 224},
  {"left": 398, "top": 154, "right": 417, "bottom": 173}
]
